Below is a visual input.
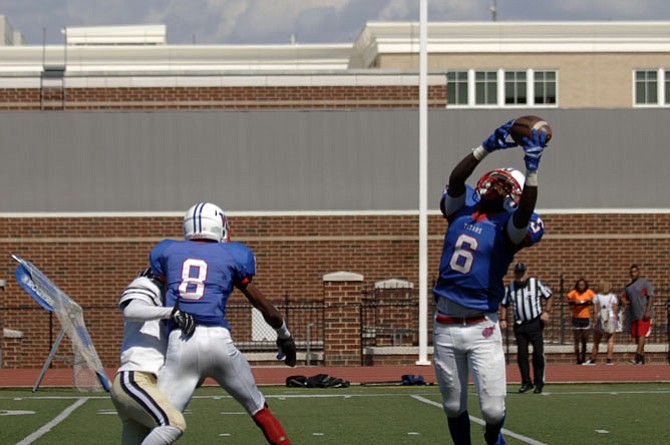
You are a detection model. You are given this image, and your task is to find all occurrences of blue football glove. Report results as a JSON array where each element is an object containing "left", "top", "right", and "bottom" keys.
[
  {"left": 482, "top": 119, "right": 518, "bottom": 152},
  {"left": 522, "top": 129, "right": 548, "bottom": 170}
]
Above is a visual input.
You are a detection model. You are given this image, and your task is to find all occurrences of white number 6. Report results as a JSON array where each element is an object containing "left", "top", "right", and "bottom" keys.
[{"left": 449, "top": 234, "right": 478, "bottom": 274}]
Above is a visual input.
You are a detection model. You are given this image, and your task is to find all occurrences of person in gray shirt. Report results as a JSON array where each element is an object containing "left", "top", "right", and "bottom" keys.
[{"left": 622, "top": 264, "right": 655, "bottom": 364}]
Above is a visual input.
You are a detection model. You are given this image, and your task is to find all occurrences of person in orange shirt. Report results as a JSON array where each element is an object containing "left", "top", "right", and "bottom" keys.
[{"left": 566, "top": 278, "right": 595, "bottom": 364}]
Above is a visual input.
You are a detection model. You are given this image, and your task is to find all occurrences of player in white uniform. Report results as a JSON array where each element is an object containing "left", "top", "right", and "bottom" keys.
[
  {"left": 432, "top": 120, "right": 548, "bottom": 445},
  {"left": 110, "top": 268, "right": 195, "bottom": 445},
  {"left": 153, "top": 202, "right": 296, "bottom": 445}
]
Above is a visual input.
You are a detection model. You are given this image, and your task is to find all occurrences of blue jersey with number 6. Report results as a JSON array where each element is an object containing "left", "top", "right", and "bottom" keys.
[
  {"left": 433, "top": 186, "right": 544, "bottom": 312},
  {"left": 150, "top": 239, "right": 256, "bottom": 328}
]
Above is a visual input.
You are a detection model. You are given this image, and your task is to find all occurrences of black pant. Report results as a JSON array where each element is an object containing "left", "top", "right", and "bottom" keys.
[{"left": 513, "top": 318, "right": 545, "bottom": 386}]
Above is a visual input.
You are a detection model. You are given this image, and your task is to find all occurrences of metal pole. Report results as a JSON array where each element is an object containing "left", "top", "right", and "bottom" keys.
[
  {"left": 306, "top": 323, "right": 315, "bottom": 366},
  {"left": 559, "top": 274, "right": 565, "bottom": 344},
  {"left": 33, "top": 328, "right": 66, "bottom": 392},
  {"left": 416, "top": 0, "right": 430, "bottom": 366}
]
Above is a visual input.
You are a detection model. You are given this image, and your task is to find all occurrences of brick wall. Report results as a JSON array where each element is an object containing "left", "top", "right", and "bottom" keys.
[
  {"left": 1, "top": 212, "right": 668, "bottom": 368},
  {"left": 0, "top": 85, "right": 448, "bottom": 110}
]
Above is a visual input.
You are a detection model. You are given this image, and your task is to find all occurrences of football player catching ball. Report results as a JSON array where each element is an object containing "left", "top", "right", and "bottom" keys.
[{"left": 432, "top": 119, "right": 548, "bottom": 445}]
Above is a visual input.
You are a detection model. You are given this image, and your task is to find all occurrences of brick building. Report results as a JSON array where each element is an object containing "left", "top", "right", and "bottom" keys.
[{"left": 0, "top": 21, "right": 668, "bottom": 369}]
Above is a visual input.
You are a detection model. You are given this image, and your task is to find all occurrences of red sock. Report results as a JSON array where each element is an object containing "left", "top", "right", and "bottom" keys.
[{"left": 252, "top": 405, "right": 291, "bottom": 445}]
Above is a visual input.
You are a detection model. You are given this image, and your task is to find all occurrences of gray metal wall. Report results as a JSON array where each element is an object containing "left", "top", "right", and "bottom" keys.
[{"left": 0, "top": 109, "right": 667, "bottom": 212}]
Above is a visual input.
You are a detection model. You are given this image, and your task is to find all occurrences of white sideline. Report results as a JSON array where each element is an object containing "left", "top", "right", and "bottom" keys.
[
  {"left": 411, "top": 395, "right": 550, "bottom": 445},
  {"left": 14, "top": 398, "right": 89, "bottom": 445}
]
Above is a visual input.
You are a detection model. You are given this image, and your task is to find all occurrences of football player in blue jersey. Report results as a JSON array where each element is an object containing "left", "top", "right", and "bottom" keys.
[
  {"left": 151, "top": 202, "right": 296, "bottom": 445},
  {"left": 432, "top": 120, "right": 548, "bottom": 445}
]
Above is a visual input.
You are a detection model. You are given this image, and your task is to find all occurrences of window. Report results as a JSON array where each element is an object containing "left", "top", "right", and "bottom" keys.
[
  {"left": 446, "top": 69, "right": 557, "bottom": 107},
  {"left": 534, "top": 71, "right": 557, "bottom": 105},
  {"left": 635, "top": 70, "right": 658, "bottom": 105},
  {"left": 475, "top": 71, "right": 497, "bottom": 105},
  {"left": 505, "top": 71, "right": 527, "bottom": 105},
  {"left": 447, "top": 71, "right": 468, "bottom": 105}
]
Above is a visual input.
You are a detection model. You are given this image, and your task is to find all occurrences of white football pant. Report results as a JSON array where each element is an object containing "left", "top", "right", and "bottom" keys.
[
  {"left": 433, "top": 315, "right": 506, "bottom": 425},
  {"left": 158, "top": 326, "right": 266, "bottom": 415}
]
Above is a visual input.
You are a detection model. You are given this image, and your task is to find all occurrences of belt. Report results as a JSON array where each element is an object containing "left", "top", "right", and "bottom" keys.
[
  {"left": 516, "top": 316, "right": 541, "bottom": 325},
  {"left": 436, "top": 314, "right": 487, "bottom": 325}
]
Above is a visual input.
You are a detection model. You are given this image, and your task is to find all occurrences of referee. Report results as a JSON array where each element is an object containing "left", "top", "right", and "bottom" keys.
[{"left": 500, "top": 262, "right": 553, "bottom": 394}]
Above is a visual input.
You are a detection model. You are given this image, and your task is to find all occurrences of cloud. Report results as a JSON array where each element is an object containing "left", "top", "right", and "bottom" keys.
[
  {"left": 142, "top": 0, "right": 355, "bottom": 44},
  {"left": 208, "top": 0, "right": 353, "bottom": 44},
  {"left": 4, "top": 0, "right": 670, "bottom": 45}
]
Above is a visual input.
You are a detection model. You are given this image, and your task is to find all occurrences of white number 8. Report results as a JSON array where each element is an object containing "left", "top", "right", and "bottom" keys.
[
  {"left": 449, "top": 234, "right": 478, "bottom": 274},
  {"left": 178, "top": 258, "right": 208, "bottom": 300}
]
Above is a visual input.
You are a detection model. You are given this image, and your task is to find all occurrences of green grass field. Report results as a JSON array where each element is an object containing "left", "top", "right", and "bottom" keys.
[{"left": 1, "top": 383, "right": 668, "bottom": 444}]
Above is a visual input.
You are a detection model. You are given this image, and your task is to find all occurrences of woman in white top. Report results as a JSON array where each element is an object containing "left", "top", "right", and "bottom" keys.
[{"left": 583, "top": 280, "right": 619, "bottom": 365}]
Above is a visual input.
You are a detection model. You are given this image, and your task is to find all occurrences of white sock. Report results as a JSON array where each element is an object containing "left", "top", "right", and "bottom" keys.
[{"left": 141, "top": 425, "right": 183, "bottom": 445}]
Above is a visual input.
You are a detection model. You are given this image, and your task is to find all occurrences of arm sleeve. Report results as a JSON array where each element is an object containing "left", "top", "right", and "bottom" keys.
[
  {"left": 441, "top": 188, "right": 466, "bottom": 218},
  {"left": 122, "top": 299, "right": 173, "bottom": 322},
  {"left": 506, "top": 216, "right": 528, "bottom": 245}
]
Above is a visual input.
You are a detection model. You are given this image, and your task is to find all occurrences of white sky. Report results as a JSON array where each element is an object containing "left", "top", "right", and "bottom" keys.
[{"left": 2, "top": 0, "right": 670, "bottom": 45}]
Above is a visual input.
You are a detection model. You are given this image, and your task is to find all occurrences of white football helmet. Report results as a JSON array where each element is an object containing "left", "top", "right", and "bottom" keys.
[
  {"left": 475, "top": 168, "right": 525, "bottom": 211},
  {"left": 183, "top": 202, "right": 230, "bottom": 242}
]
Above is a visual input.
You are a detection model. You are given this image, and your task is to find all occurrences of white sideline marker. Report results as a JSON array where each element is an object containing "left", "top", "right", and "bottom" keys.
[
  {"left": 15, "top": 398, "right": 89, "bottom": 445},
  {"left": 411, "top": 395, "right": 549, "bottom": 445}
]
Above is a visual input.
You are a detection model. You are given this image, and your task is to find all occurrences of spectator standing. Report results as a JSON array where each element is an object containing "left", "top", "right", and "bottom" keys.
[
  {"left": 566, "top": 278, "right": 595, "bottom": 364},
  {"left": 500, "top": 262, "right": 552, "bottom": 394},
  {"left": 583, "top": 280, "right": 618, "bottom": 365},
  {"left": 622, "top": 264, "right": 655, "bottom": 365}
]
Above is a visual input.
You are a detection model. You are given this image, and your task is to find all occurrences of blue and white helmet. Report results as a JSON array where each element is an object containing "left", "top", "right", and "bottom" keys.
[{"left": 183, "top": 202, "right": 230, "bottom": 242}]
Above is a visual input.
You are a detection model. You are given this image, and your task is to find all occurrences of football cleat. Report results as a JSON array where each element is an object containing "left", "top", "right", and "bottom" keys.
[{"left": 183, "top": 202, "right": 230, "bottom": 242}]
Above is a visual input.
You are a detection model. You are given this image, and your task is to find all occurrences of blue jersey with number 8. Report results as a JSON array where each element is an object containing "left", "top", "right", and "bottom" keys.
[
  {"left": 150, "top": 239, "right": 256, "bottom": 328},
  {"left": 433, "top": 186, "right": 544, "bottom": 312}
]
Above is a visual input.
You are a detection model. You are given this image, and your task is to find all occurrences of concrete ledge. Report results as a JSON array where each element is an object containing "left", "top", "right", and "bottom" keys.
[
  {"left": 323, "top": 271, "right": 364, "bottom": 282},
  {"left": 365, "top": 343, "right": 669, "bottom": 355},
  {"left": 3, "top": 328, "right": 24, "bottom": 338},
  {"left": 245, "top": 352, "right": 324, "bottom": 362},
  {"left": 374, "top": 279, "right": 414, "bottom": 289},
  {"left": 365, "top": 346, "right": 433, "bottom": 355}
]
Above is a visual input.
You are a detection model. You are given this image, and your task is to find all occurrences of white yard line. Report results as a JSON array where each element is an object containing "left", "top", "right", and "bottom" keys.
[
  {"left": 411, "top": 395, "right": 550, "bottom": 445},
  {"left": 14, "top": 398, "right": 89, "bottom": 445}
]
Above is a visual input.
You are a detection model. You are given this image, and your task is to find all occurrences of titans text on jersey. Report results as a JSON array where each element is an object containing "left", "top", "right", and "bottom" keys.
[{"left": 433, "top": 185, "right": 544, "bottom": 313}]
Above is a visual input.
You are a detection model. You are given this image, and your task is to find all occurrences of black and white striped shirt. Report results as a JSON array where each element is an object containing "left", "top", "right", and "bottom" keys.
[{"left": 502, "top": 277, "right": 552, "bottom": 322}]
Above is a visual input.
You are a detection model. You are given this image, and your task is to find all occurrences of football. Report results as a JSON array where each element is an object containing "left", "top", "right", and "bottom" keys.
[{"left": 510, "top": 115, "right": 552, "bottom": 145}]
